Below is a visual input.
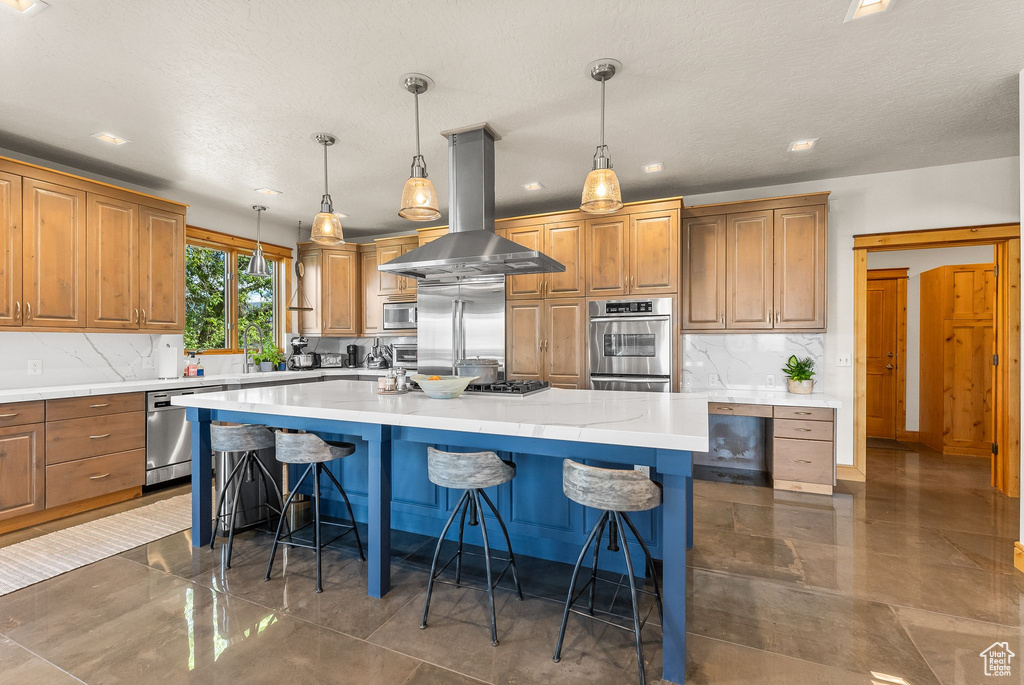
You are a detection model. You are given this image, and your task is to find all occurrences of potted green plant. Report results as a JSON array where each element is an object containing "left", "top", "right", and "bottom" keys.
[
  {"left": 252, "top": 346, "right": 285, "bottom": 372},
  {"left": 781, "top": 355, "right": 816, "bottom": 394}
]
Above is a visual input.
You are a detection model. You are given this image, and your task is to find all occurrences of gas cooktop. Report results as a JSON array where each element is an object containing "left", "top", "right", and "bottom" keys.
[{"left": 464, "top": 380, "right": 550, "bottom": 396}]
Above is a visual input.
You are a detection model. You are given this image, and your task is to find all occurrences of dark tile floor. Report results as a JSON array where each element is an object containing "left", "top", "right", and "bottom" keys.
[{"left": 0, "top": 440, "right": 1021, "bottom": 684}]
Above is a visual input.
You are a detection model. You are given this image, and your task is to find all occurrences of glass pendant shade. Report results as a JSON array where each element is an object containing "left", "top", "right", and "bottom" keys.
[
  {"left": 399, "top": 175, "right": 440, "bottom": 221},
  {"left": 311, "top": 207, "right": 345, "bottom": 245},
  {"left": 580, "top": 167, "right": 623, "bottom": 213}
]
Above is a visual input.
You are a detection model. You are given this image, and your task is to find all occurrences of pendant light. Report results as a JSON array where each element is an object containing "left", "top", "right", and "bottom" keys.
[
  {"left": 287, "top": 221, "right": 314, "bottom": 312},
  {"left": 310, "top": 133, "right": 345, "bottom": 244},
  {"left": 580, "top": 59, "right": 624, "bottom": 214},
  {"left": 399, "top": 73, "right": 441, "bottom": 221},
  {"left": 245, "top": 205, "right": 272, "bottom": 277}
]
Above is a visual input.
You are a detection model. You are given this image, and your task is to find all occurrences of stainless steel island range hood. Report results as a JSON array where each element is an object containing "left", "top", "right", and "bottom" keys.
[{"left": 378, "top": 124, "right": 565, "bottom": 280}]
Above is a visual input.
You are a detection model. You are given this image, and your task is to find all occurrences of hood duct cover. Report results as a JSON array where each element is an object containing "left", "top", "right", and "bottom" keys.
[{"left": 378, "top": 124, "right": 565, "bottom": 280}]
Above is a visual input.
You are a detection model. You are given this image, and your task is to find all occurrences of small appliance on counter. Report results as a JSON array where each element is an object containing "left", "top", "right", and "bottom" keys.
[
  {"left": 366, "top": 338, "right": 390, "bottom": 369},
  {"left": 390, "top": 343, "right": 417, "bottom": 370},
  {"left": 320, "top": 353, "right": 346, "bottom": 368},
  {"left": 346, "top": 344, "right": 359, "bottom": 368},
  {"left": 288, "top": 336, "right": 320, "bottom": 369}
]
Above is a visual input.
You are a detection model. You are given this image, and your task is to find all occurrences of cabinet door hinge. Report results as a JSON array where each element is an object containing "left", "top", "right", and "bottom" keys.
[
  {"left": 993, "top": 353, "right": 999, "bottom": 366},
  {"left": 993, "top": 442, "right": 999, "bottom": 456},
  {"left": 994, "top": 264, "right": 999, "bottom": 278}
]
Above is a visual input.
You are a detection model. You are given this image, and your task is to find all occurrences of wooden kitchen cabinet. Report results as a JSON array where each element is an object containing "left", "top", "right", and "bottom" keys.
[
  {"left": 87, "top": 194, "right": 138, "bottom": 329},
  {"left": 360, "top": 245, "right": 382, "bottom": 335},
  {"left": 0, "top": 422, "right": 45, "bottom": 523},
  {"left": 322, "top": 246, "right": 360, "bottom": 336},
  {"left": 585, "top": 216, "right": 629, "bottom": 296},
  {"left": 22, "top": 178, "right": 87, "bottom": 328},
  {"left": 727, "top": 210, "right": 774, "bottom": 329},
  {"left": 138, "top": 207, "right": 185, "bottom": 331},
  {"left": 503, "top": 224, "right": 545, "bottom": 299},
  {"left": 505, "top": 299, "right": 544, "bottom": 381},
  {"left": 417, "top": 226, "right": 448, "bottom": 245},
  {"left": 502, "top": 217, "right": 586, "bottom": 300},
  {"left": 544, "top": 298, "right": 587, "bottom": 388},
  {"left": 773, "top": 206, "right": 826, "bottom": 329},
  {"left": 296, "top": 248, "right": 322, "bottom": 336},
  {"left": 629, "top": 209, "right": 678, "bottom": 294},
  {"left": 681, "top": 215, "right": 726, "bottom": 329},
  {"left": 0, "top": 171, "right": 21, "bottom": 327},
  {"left": 375, "top": 235, "right": 418, "bottom": 298}
]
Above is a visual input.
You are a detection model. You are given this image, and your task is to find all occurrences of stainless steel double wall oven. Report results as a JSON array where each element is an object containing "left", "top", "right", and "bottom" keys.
[{"left": 588, "top": 297, "right": 674, "bottom": 392}]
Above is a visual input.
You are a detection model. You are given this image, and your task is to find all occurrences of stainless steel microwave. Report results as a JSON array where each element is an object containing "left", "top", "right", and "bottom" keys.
[{"left": 383, "top": 301, "right": 417, "bottom": 330}]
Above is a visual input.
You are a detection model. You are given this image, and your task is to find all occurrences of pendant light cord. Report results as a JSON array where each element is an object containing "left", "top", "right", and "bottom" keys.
[
  {"left": 255, "top": 207, "right": 262, "bottom": 246},
  {"left": 414, "top": 90, "right": 421, "bottom": 158},
  {"left": 600, "top": 76, "right": 606, "bottom": 149},
  {"left": 322, "top": 142, "right": 330, "bottom": 197}
]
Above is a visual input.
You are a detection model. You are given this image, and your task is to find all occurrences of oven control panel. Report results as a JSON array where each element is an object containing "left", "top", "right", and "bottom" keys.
[{"left": 605, "top": 301, "right": 653, "bottom": 314}]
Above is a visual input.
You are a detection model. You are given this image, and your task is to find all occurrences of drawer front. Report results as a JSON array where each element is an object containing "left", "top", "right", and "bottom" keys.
[
  {"left": 46, "top": 412, "right": 146, "bottom": 464},
  {"left": 46, "top": 449, "right": 145, "bottom": 508},
  {"left": 46, "top": 393, "right": 144, "bottom": 421},
  {"left": 771, "top": 438, "right": 834, "bottom": 485},
  {"left": 773, "top": 406, "right": 834, "bottom": 422},
  {"left": 773, "top": 418, "right": 834, "bottom": 441},
  {"left": 708, "top": 402, "right": 773, "bottom": 418},
  {"left": 0, "top": 401, "right": 45, "bottom": 429}
]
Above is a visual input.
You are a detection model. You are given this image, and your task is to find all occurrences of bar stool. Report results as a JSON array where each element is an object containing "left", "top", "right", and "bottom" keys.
[
  {"left": 208, "top": 424, "right": 283, "bottom": 569},
  {"left": 420, "top": 447, "right": 523, "bottom": 646},
  {"left": 265, "top": 432, "right": 365, "bottom": 593},
  {"left": 552, "top": 459, "right": 664, "bottom": 685}
]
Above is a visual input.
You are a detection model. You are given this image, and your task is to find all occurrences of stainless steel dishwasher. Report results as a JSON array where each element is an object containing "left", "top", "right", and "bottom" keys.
[{"left": 146, "top": 385, "right": 235, "bottom": 485}]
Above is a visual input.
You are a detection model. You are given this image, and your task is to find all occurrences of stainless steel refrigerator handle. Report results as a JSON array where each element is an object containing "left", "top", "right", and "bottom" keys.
[
  {"left": 451, "top": 299, "right": 460, "bottom": 373},
  {"left": 589, "top": 375, "right": 671, "bottom": 383},
  {"left": 457, "top": 299, "right": 467, "bottom": 364}
]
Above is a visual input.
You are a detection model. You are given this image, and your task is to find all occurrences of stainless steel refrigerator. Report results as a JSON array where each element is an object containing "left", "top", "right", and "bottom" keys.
[{"left": 417, "top": 276, "right": 505, "bottom": 377}]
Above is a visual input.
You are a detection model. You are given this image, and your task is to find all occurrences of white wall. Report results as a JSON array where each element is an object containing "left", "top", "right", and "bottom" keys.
[
  {"left": 867, "top": 246, "right": 995, "bottom": 432},
  {"left": 685, "top": 156, "right": 1021, "bottom": 467}
]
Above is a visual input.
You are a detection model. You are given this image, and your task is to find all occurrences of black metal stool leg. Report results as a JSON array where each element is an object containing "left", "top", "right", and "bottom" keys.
[
  {"left": 265, "top": 464, "right": 312, "bottom": 581},
  {"left": 615, "top": 512, "right": 646, "bottom": 685},
  {"left": 553, "top": 512, "right": 606, "bottom": 663},
  {"left": 251, "top": 453, "right": 287, "bottom": 528},
  {"left": 477, "top": 489, "right": 523, "bottom": 601},
  {"left": 321, "top": 464, "right": 365, "bottom": 561},
  {"left": 421, "top": 491, "right": 470, "bottom": 629},
  {"left": 209, "top": 452, "right": 249, "bottom": 549},
  {"left": 588, "top": 511, "right": 609, "bottom": 615},
  {"left": 223, "top": 454, "right": 249, "bottom": 569},
  {"left": 455, "top": 494, "right": 469, "bottom": 587},
  {"left": 620, "top": 512, "right": 663, "bottom": 624},
  {"left": 473, "top": 490, "right": 499, "bottom": 646},
  {"left": 312, "top": 463, "right": 324, "bottom": 593}
]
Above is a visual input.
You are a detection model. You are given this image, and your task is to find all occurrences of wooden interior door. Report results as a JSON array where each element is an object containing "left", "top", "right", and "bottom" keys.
[
  {"left": 865, "top": 277, "right": 899, "bottom": 438},
  {"left": 505, "top": 300, "right": 543, "bottom": 381},
  {"left": 0, "top": 423, "right": 45, "bottom": 522},
  {"left": 360, "top": 248, "right": 381, "bottom": 334},
  {"left": 682, "top": 215, "right": 726, "bottom": 329},
  {"left": 946, "top": 264, "right": 996, "bottom": 319},
  {"left": 22, "top": 179, "right": 87, "bottom": 328},
  {"left": 585, "top": 217, "right": 629, "bottom": 296},
  {"left": 504, "top": 224, "right": 545, "bottom": 299},
  {"left": 773, "top": 206, "right": 826, "bottom": 329},
  {"left": 726, "top": 211, "right": 773, "bottom": 329},
  {"left": 138, "top": 207, "right": 184, "bottom": 330},
  {"left": 544, "top": 220, "right": 585, "bottom": 298},
  {"left": 0, "top": 171, "right": 22, "bottom": 327},
  {"left": 629, "top": 209, "right": 678, "bottom": 294},
  {"left": 87, "top": 194, "right": 139, "bottom": 329},
  {"left": 943, "top": 319, "right": 995, "bottom": 456},
  {"left": 544, "top": 298, "right": 586, "bottom": 388},
  {"left": 322, "top": 249, "right": 359, "bottom": 335}
]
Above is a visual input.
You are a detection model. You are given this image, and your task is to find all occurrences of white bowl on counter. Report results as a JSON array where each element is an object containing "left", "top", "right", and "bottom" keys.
[{"left": 411, "top": 375, "right": 478, "bottom": 399}]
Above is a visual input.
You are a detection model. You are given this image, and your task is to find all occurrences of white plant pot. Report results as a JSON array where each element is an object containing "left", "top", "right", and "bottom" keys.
[
  {"left": 259, "top": 361, "right": 275, "bottom": 372},
  {"left": 787, "top": 379, "right": 815, "bottom": 394}
]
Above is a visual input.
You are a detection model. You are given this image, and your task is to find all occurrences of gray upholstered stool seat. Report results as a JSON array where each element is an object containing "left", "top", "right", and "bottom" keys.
[
  {"left": 421, "top": 447, "right": 523, "bottom": 646},
  {"left": 265, "top": 432, "right": 364, "bottom": 593},
  {"left": 553, "top": 459, "right": 664, "bottom": 685},
  {"left": 208, "top": 424, "right": 283, "bottom": 571}
]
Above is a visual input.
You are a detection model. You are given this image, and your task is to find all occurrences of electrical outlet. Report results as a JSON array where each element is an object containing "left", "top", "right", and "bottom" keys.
[
  {"left": 709, "top": 373, "right": 721, "bottom": 387},
  {"left": 142, "top": 357, "right": 155, "bottom": 369},
  {"left": 835, "top": 354, "right": 852, "bottom": 367},
  {"left": 27, "top": 359, "right": 42, "bottom": 376},
  {"left": 765, "top": 374, "right": 776, "bottom": 387},
  {"left": 634, "top": 465, "right": 651, "bottom": 477}
]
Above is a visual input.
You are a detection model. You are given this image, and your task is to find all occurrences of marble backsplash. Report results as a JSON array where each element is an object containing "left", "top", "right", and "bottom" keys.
[
  {"left": 0, "top": 332, "right": 183, "bottom": 390},
  {"left": 682, "top": 333, "right": 824, "bottom": 390}
]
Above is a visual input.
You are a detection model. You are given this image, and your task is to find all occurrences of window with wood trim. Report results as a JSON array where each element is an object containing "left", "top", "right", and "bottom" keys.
[{"left": 184, "top": 226, "right": 292, "bottom": 354}]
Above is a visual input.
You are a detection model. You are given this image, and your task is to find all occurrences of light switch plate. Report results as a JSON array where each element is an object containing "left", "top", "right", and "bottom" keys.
[
  {"left": 634, "top": 465, "right": 651, "bottom": 477},
  {"left": 27, "top": 359, "right": 42, "bottom": 376},
  {"left": 835, "top": 354, "right": 852, "bottom": 367}
]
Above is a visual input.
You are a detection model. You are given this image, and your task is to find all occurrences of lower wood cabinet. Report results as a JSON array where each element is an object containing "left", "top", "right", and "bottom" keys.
[
  {"left": 45, "top": 412, "right": 146, "bottom": 464},
  {"left": 506, "top": 298, "right": 586, "bottom": 388},
  {"left": 0, "top": 422, "right": 45, "bottom": 522},
  {"left": 45, "top": 448, "right": 145, "bottom": 508}
]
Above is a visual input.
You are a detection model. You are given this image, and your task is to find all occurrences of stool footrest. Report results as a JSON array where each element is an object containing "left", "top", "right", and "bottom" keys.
[{"left": 275, "top": 519, "right": 358, "bottom": 553}]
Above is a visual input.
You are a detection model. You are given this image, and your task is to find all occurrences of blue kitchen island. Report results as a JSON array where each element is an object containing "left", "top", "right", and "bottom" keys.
[{"left": 175, "top": 380, "right": 708, "bottom": 684}]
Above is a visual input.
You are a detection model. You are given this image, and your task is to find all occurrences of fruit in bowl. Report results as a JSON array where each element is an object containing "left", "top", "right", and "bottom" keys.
[{"left": 411, "top": 374, "right": 478, "bottom": 399}]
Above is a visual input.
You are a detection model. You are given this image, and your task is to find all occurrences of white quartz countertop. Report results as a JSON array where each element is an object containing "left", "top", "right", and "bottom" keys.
[
  {"left": 171, "top": 380, "right": 711, "bottom": 452},
  {"left": 0, "top": 368, "right": 398, "bottom": 404},
  {"left": 683, "top": 387, "right": 842, "bottom": 409}
]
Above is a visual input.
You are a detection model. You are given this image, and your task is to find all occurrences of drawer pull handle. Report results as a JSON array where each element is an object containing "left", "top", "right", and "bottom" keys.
[
  {"left": 794, "top": 459, "right": 812, "bottom": 464},
  {"left": 717, "top": 406, "right": 733, "bottom": 411},
  {"left": 89, "top": 473, "right": 110, "bottom": 480},
  {"left": 0, "top": 413, "right": 18, "bottom": 418},
  {"left": 794, "top": 428, "right": 812, "bottom": 432},
  {"left": 89, "top": 433, "right": 111, "bottom": 440},
  {"left": 89, "top": 403, "right": 111, "bottom": 408},
  {"left": 794, "top": 411, "right": 812, "bottom": 415}
]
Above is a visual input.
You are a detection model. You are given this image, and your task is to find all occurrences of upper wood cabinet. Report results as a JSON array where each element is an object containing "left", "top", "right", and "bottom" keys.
[
  {"left": 681, "top": 215, "right": 726, "bottom": 329},
  {"left": 138, "top": 207, "right": 185, "bottom": 331},
  {"left": 0, "top": 171, "right": 22, "bottom": 327},
  {"left": 503, "top": 224, "right": 545, "bottom": 298},
  {"left": 22, "top": 179, "right": 87, "bottom": 328},
  {"left": 501, "top": 218, "right": 587, "bottom": 299},
  {"left": 87, "top": 194, "right": 138, "bottom": 329},
  {"left": 682, "top": 194, "right": 829, "bottom": 332},
  {"left": 417, "top": 226, "right": 448, "bottom": 245},
  {"left": 322, "top": 246, "right": 360, "bottom": 336},
  {"left": 360, "top": 245, "right": 382, "bottom": 335},
  {"left": 586, "top": 206, "right": 678, "bottom": 297},
  {"left": 0, "top": 422, "right": 45, "bottom": 523},
  {"left": 586, "top": 216, "right": 629, "bottom": 296},
  {"left": 375, "top": 235, "right": 418, "bottom": 298},
  {"left": 296, "top": 248, "right": 322, "bottom": 336}
]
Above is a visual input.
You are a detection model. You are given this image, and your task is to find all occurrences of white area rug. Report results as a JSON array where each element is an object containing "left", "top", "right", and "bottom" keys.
[{"left": 0, "top": 493, "right": 192, "bottom": 596}]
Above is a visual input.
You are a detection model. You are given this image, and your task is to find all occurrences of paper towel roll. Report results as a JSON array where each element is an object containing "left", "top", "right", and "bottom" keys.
[{"left": 158, "top": 344, "right": 179, "bottom": 379}]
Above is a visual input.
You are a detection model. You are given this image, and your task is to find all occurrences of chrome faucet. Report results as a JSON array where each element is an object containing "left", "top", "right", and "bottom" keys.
[{"left": 242, "top": 324, "right": 264, "bottom": 374}]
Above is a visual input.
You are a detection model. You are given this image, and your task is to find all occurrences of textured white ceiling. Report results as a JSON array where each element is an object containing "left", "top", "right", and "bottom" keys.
[{"left": 0, "top": 0, "right": 1021, "bottom": 238}]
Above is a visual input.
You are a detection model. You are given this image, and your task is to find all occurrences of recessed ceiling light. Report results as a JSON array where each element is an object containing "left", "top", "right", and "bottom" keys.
[
  {"left": 788, "top": 138, "right": 818, "bottom": 152},
  {"left": 845, "top": 0, "right": 896, "bottom": 22},
  {"left": 92, "top": 131, "right": 130, "bottom": 146},
  {"left": 0, "top": 0, "right": 48, "bottom": 15},
  {"left": 254, "top": 187, "right": 282, "bottom": 196},
  {"left": 641, "top": 163, "right": 664, "bottom": 173},
  {"left": 522, "top": 182, "right": 544, "bottom": 191}
]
